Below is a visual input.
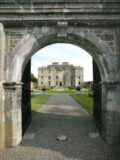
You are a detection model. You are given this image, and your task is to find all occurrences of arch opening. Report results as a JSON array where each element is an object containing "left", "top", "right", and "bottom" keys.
[
  {"left": 7, "top": 28, "right": 113, "bottom": 144},
  {"left": 8, "top": 28, "right": 112, "bottom": 83},
  {"left": 21, "top": 42, "right": 102, "bottom": 136}
]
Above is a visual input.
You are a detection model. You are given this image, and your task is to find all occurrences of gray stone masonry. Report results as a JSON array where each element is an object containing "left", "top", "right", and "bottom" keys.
[{"left": 0, "top": 1, "right": 120, "bottom": 149}]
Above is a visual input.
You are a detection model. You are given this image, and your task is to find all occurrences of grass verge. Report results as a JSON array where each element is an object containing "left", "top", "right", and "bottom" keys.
[
  {"left": 70, "top": 94, "right": 93, "bottom": 113},
  {"left": 31, "top": 94, "right": 51, "bottom": 112}
]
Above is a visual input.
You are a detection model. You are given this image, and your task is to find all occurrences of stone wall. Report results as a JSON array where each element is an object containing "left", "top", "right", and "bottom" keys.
[
  {"left": 5, "top": 29, "right": 26, "bottom": 55},
  {"left": 3, "top": 82, "right": 22, "bottom": 147},
  {"left": 3, "top": 25, "right": 120, "bottom": 146},
  {"left": 0, "top": 23, "right": 5, "bottom": 149},
  {"left": 0, "top": 0, "right": 120, "bottom": 149}
]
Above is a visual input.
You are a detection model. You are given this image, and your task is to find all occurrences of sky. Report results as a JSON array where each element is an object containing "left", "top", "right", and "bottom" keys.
[{"left": 31, "top": 43, "right": 93, "bottom": 82}]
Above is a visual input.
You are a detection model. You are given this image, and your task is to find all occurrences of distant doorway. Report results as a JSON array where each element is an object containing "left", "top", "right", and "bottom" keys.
[{"left": 60, "top": 82, "right": 62, "bottom": 86}]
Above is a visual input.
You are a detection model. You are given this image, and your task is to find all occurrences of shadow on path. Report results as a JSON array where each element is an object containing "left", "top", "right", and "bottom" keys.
[
  {"left": 0, "top": 94, "right": 120, "bottom": 160},
  {"left": 19, "top": 110, "right": 119, "bottom": 160}
]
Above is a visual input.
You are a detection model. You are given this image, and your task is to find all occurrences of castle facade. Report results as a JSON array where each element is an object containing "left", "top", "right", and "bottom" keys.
[{"left": 38, "top": 62, "right": 84, "bottom": 87}]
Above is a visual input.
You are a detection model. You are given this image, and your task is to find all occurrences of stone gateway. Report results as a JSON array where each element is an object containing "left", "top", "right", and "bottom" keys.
[{"left": 0, "top": 0, "right": 120, "bottom": 149}]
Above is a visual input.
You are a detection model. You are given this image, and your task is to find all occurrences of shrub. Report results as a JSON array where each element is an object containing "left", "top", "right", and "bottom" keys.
[
  {"left": 42, "top": 87, "right": 46, "bottom": 92},
  {"left": 68, "top": 86, "right": 75, "bottom": 90},
  {"left": 88, "top": 93, "right": 93, "bottom": 97},
  {"left": 34, "top": 86, "right": 38, "bottom": 89},
  {"left": 31, "top": 94, "right": 34, "bottom": 98},
  {"left": 76, "top": 86, "right": 81, "bottom": 92}
]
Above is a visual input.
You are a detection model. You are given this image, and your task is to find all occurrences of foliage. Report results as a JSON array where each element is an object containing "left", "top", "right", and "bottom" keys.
[
  {"left": 46, "top": 88, "right": 76, "bottom": 94},
  {"left": 84, "top": 81, "right": 93, "bottom": 89},
  {"left": 70, "top": 94, "right": 93, "bottom": 113},
  {"left": 88, "top": 92, "right": 93, "bottom": 97},
  {"left": 68, "top": 86, "right": 75, "bottom": 90},
  {"left": 42, "top": 87, "right": 47, "bottom": 92},
  {"left": 31, "top": 94, "right": 51, "bottom": 112},
  {"left": 37, "top": 86, "right": 53, "bottom": 91},
  {"left": 75, "top": 86, "right": 81, "bottom": 92},
  {"left": 31, "top": 73, "right": 38, "bottom": 83}
]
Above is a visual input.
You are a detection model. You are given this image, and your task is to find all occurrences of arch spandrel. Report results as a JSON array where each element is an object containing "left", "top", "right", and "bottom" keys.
[
  {"left": 7, "top": 27, "right": 114, "bottom": 83},
  {"left": 0, "top": 0, "right": 120, "bottom": 148}
]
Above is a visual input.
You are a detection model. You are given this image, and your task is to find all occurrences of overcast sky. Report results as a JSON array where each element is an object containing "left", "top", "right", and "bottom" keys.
[{"left": 31, "top": 43, "right": 93, "bottom": 82}]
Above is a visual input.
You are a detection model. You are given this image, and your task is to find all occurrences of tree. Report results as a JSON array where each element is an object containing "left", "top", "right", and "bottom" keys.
[
  {"left": 31, "top": 73, "right": 38, "bottom": 83},
  {"left": 84, "top": 81, "right": 93, "bottom": 89}
]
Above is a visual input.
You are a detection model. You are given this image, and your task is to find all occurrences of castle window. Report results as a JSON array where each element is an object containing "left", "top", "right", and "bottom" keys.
[
  {"left": 48, "top": 76, "right": 51, "bottom": 80},
  {"left": 41, "top": 82, "right": 43, "bottom": 85},
  {"left": 48, "top": 81, "right": 51, "bottom": 85}
]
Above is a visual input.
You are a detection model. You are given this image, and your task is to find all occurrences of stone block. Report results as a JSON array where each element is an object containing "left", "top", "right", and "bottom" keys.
[
  {"left": 102, "top": 108, "right": 120, "bottom": 144},
  {"left": 0, "top": 97, "right": 5, "bottom": 113},
  {"left": 4, "top": 98, "right": 12, "bottom": 111},
  {"left": 0, "top": 85, "right": 5, "bottom": 149},
  {"left": 105, "top": 133, "right": 120, "bottom": 144},
  {"left": 5, "top": 135, "right": 22, "bottom": 147},
  {"left": 5, "top": 108, "right": 21, "bottom": 122},
  {"left": 0, "top": 112, "right": 5, "bottom": 123},
  {"left": 5, "top": 107, "right": 22, "bottom": 146},
  {"left": 0, "top": 118, "right": 5, "bottom": 149},
  {"left": 5, "top": 120, "right": 22, "bottom": 138},
  {"left": 0, "top": 23, "right": 5, "bottom": 82},
  {"left": 5, "top": 98, "right": 21, "bottom": 111},
  {"left": 0, "top": 1, "right": 120, "bottom": 148}
]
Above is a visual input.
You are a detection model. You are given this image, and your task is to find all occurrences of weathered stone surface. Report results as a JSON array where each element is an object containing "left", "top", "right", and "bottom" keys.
[
  {"left": 0, "top": 24, "right": 5, "bottom": 150},
  {"left": 89, "top": 132, "right": 100, "bottom": 138},
  {"left": 3, "top": 82, "right": 22, "bottom": 147},
  {"left": 0, "top": 23, "right": 5, "bottom": 81},
  {"left": 0, "top": 1, "right": 120, "bottom": 149},
  {"left": 56, "top": 135, "right": 68, "bottom": 142}
]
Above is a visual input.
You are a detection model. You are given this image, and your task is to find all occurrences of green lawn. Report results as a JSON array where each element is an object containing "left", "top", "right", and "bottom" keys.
[
  {"left": 31, "top": 94, "right": 51, "bottom": 112},
  {"left": 70, "top": 94, "right": 93, "bottom": 113},
  {"left": 31, "top": 91, "right": 93, "bottom": 113}
]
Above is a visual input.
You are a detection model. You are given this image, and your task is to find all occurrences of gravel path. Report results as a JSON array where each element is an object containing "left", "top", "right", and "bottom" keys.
[{"left": 0, "top": 94, "right": 119, "bottom": 160}]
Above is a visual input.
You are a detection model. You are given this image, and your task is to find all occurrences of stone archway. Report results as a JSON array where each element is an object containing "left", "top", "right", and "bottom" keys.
[
  {"left": 2, "top": 26, "right": 120, "bottom": 148},
  {"left": 7, "top": 27, "right": 110, "bottom": 82}
]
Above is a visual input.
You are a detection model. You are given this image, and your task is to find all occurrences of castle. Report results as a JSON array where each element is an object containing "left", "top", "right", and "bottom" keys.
[{"left": 38, "top": 62, "right": 84, "bottom": 87}]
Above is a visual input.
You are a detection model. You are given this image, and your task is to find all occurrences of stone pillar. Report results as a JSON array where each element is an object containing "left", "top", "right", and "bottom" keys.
[
  {"left": 0, "top": 83, "right": 5, "bottom": 149},
  {"left": 3, "top": 82, "right": 22, "bottom": 147},
  {"left": 0, "top": 23, "right": 5, "bottom": 149},
  {"left": 102, "top": 82, "right": 120, "bottom": 144},
  {"left": 0, "top": 23, "right": 5, "bottom": 81}
]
